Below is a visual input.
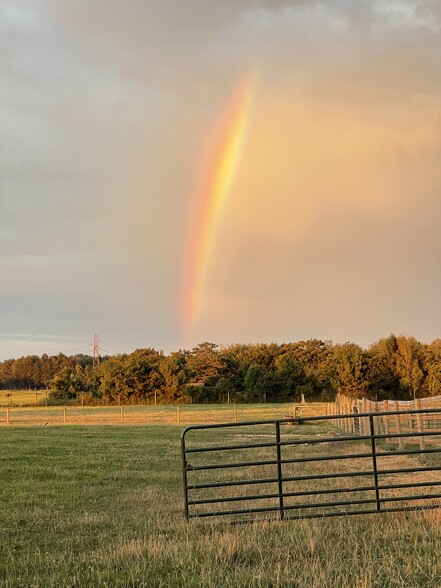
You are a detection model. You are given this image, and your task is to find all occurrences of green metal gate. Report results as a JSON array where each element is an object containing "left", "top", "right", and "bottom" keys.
[{"left": 181, "top": 408, "right": 441, "bottom": 522}]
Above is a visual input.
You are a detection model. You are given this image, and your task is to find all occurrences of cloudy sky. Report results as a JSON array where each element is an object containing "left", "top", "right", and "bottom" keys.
[{"left": 1, "top": 0, "right": 440, "bottom": 359}]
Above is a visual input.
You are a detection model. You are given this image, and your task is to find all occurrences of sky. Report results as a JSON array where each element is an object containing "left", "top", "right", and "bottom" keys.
[{"left": 1, "top": 0, "right": 440, "bottom": 360}]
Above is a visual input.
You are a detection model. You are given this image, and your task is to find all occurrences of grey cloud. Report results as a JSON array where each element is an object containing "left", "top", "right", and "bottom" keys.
[{"left": 1, "top": 0, "right": 440, "bottom": 356}]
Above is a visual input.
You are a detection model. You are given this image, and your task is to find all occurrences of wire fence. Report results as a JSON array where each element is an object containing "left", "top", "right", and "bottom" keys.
[
  {"left": 0, "top": 402, "right": 329, "bottom": 427},
  {"left": 2, "top": 394, "right": 440, "bottom": 430}
]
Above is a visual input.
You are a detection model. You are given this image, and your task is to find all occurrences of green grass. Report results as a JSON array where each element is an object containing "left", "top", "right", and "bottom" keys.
[{"left": 1, "top": 426, "right": 441, "bottom": 587}]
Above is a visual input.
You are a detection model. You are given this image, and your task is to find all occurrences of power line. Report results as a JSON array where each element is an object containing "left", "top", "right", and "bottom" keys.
[
  {"left": 99, "top": 339, "right": 125, "bottom": 355},
  {"left": 63, "top": 345, "right": 92, "bottom": 355}
]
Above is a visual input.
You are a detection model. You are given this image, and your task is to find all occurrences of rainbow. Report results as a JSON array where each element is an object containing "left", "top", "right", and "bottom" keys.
[{"left": 181, "top": 73, "right": 258, "bottom": 344}]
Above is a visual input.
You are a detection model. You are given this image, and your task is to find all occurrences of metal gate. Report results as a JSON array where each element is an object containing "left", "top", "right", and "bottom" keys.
[{"left": 181, "top": 408, "right": 441, "bottom": 522}]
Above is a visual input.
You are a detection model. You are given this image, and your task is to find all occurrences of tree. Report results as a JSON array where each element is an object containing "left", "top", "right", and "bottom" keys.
[
  {"left": 368, "top": 336, "right": 401, "bottom": 399},
  {"left": 330, "top": 343, "right": 370, "bottom": 398},
  {"left": 159, "top": 352, "right": 188, "bottom": 403},
  {"left": 49, "top": 366, "right": 84, "bottom": 402},
  {"left": 212, "top": 377, "right": 236, "bottom": 403},
  {"left": 186, "top": 343, "right": 222, "bottom": 387},
  {"left": 274, "top": 353, "right": 308, "bottom": 402},
  {"left": 243, "top": 364, "right": 268, "bottom": 402},
  {"left": 423, "top": 340, "right": 441, "bottom": 397},
  {"left": 95, "top": 349, "right": 163, "bottom": 404},
  {"left": 94, "top": 355, "right": 128, "bottom": 403},
  {"left": 395, "top": 336, "right": 425, "bottom": 399},
  {"left": 124, "top": 348, "right": 163, "bottom": 403}
]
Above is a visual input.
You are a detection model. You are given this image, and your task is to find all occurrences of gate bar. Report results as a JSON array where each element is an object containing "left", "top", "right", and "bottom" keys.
[
  {"left": 275, "top": 421, "right": 284, "bottom": 520},
  {"left": 181, "top": 407, "right": 441, "bottom": 434},
  {"left": 184, "top": 429, "right": 441, "bottom": 455},
  {"left": 187, "top": 480, "right": 441, "bottom": 506},
  {"left": 188, "top": 465, "right": 441, "bottom": 491},
  {"left": 369, "top": 414, "right": 381, "bottom": 511}
]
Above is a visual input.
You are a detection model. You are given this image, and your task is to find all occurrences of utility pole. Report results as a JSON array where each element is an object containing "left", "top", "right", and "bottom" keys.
[{"left": 93, "top": 334, "right": 100, "bottom": 367}]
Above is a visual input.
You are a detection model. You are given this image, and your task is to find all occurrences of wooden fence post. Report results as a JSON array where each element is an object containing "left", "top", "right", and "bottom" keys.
[
  {"left": 348, "top": 397, "right": 352, "bottom": 432},
  {"left": 177, "top": 405, "right": 180, "bottom": 424},
  {"left": 415, "top": 399, "right": 426, "bottom": 452},
  {"left": 409, "top": 401, "right": 414, "bottom": 430},
  {"left": 63, "top": 407, "right": 66, "bottom": 424},
  {"left": 6, "top": 408, "right": 10, "bottom": 425},
  {"left": 394, "top": 401, "right": 404, "bottom": 450},
  {"left": 343, "top": 396, "right": 347, "bottom": 429},
  {"left": 382, "top": 400, "right": 390, "bottom": 437},
  {"left": 361, "top": 398, "right": 368, "bottom": 436},
  {"left": 331, "top": 401, "right": 336, "bottom": 424},
  {"left": 349, "top": 398, "right": 354, "bottom": 433},
  {"left": 341, "top": 396, "right": 346, "bottom": 432}
]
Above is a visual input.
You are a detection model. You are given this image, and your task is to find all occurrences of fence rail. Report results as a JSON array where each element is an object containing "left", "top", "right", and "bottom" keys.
[
  {"left": 181, "top": 408, "right": 441, "bottom": 522},
  {"left": 0, "top": 402, "right": 329, "bottom": 427},
  {"left": 332, "top": 394, "right": 441, "bottom": 446}
]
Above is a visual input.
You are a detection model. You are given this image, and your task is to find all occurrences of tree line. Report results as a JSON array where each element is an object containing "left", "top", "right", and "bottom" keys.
[{"left": 0, "top": 335, "right": 440, "bottom": 405}]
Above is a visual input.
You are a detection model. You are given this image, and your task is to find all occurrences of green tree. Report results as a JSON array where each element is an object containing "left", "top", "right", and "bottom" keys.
[
  {"left": 330, "top": 343, "right": 370, "bottom": 398},
  {"left": 49, "top": 366, "right": 84, "bottom": 402},
  {"left": 187, "top": 343, "right": 222, "bottom": 387},
  {"left": 368, "top": 336, "right": 401, "bottom": 399},
  {"left": 124, "top": 348, "right": 163, "bottom": 403},
  {"left": 274, "top": 353, "right": 307, "bottom": 402},
  {"left": 243, "top": 364, "right": 268, "bottom": 402},
  {"left": 423, "top": 340, "right": 441, "bottom": 397},
  {"left": 395, "top": 336, "right": 425, "bottom": 399},
  {"left": 159, "top": 352, "right": 188, "bottom": 403}
]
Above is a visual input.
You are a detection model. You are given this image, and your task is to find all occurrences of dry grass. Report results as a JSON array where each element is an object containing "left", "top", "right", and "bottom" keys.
[
  {"left": 1, "top": 423, "right": 440, "bottom": 587},
  {"left": 0, "top": 389, "right": 45, "bottom": 407},
  {"left": 184, "top": 422, "right": 441, "bottom": 521},
  {"left": 0, "top": 402, "right": 328, "bottom": 427}
]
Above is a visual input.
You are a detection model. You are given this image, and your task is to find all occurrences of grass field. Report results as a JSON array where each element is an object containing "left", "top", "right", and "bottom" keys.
[
  {"left": 0, "top": 390, "right": 47, "bottom": 407},
  {"left": 1, "top": 423, "right": 441, "bottom": 587},
  {"left": 0, "top": 402, "right": 327, "bottom": 427}
]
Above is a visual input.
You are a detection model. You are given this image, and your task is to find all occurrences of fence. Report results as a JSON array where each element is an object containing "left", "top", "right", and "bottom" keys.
[
  {"left": 3, "top": 395, "right": 439, "bottom": 431},
  {"left": 181, "top": 408, "right": 441, "bottom": 522},
  {"left": 332, "top": 394, "right": 441, "bottom": 447},
  {"left": 0, "top": 402, "right": 329, "bottom": 427}
]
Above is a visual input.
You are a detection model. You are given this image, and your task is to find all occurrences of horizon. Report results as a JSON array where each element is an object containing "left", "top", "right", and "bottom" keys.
[{"left": 0, "top": 331, "right": 439, "bottom": 362}]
